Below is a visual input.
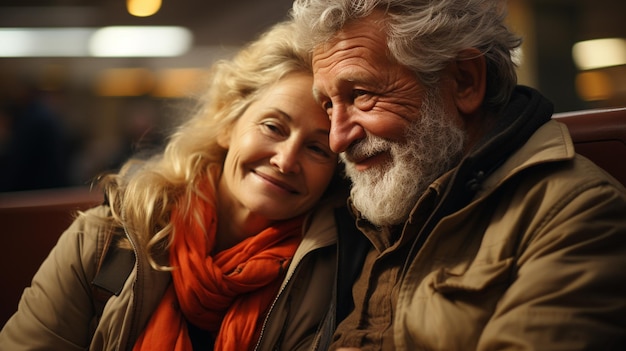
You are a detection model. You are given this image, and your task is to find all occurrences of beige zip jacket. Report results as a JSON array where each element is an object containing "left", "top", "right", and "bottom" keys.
[
  {"left": 0, "top": 198, "right": 340, "bottom": 350},
  {"left": 395, "top": 120, "right": 626, "bottom": 350}
]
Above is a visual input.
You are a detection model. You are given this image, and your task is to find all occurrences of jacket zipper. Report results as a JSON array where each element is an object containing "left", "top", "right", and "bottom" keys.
[{"left": 253, "top": 251, "right": 304, "bottom": 351}]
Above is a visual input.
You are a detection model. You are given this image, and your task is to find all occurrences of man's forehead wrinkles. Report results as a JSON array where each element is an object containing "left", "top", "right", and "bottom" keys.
[
  {"left": 315, "top": 49, "right": 369, "bottom": 73},
  {"left": 315, "top": 67, "right": 365, "bottom": 88},
  {"left": 314, "top": 45, "right": 365, "bottom": 70}
]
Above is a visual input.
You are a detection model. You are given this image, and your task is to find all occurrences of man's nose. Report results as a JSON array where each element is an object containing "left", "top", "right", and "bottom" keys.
[{"left": 329, "top": 105, "right": 365, "bottom": 153}]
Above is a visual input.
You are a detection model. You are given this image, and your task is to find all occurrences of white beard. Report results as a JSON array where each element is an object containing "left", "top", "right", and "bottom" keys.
[{"left": 342, "top": 91, "right": 466, "bottom": 226}]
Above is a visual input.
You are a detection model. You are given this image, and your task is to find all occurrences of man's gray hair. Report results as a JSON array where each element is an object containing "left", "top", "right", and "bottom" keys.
[{"left": 290, "top": 0, "right": 522, "bottom": 111}]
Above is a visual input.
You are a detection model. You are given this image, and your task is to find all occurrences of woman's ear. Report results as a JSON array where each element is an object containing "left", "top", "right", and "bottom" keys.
[
  {"left": 450, "top": 48, "right": 487, "bottom": 114},
  {"left": 217, "top": 127, "right": 231, "bottom": 148}
]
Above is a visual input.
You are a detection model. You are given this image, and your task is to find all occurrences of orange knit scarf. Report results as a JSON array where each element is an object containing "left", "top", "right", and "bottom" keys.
[{"left": 133, "top": 185, "right": 303, "bottom": 351}]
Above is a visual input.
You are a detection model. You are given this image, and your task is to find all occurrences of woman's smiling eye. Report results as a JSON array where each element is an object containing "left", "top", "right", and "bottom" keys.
[
  {"left": 307, "top": 143, "right": 333, "bottom": 160},
  {"left": 261, "top": 121, "right": 285, "bottom": 136}
]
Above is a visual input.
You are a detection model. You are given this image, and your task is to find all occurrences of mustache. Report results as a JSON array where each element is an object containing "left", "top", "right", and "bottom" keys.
[{"left": 342, "top": 134, "right": 393, "bottom": 163}]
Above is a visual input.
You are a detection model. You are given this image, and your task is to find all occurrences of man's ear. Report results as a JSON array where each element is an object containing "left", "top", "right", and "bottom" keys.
[{"left": 450, "top": 48, "right": 486, "bottom": 114}]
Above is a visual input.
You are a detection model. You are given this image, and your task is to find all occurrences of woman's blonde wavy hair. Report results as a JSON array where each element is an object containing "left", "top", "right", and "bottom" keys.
[{"left": 87, "top": 21, "right": 319, "bottom": 270}]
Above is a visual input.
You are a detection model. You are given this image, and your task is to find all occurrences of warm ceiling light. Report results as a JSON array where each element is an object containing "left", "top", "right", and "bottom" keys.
[
  {"left": 89, "top": 26, "right": 192, "bottom": 57},
  {"left": 127, "top": 0, "right": 162, "bottom": 17},
  {"left": 572, "top": 38, "right": 626, "bottom": 70}
]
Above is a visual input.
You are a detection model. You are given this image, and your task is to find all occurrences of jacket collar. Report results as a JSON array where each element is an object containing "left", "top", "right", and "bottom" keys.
[
  {"left": 480, "top": 119, "right": 575, "bottom": 193},
  {"left": 458, "top": 86, "right": 554, "bottom": 192},
  {"left": 285, "top": 200, "right": 338, "bottom": 279}
]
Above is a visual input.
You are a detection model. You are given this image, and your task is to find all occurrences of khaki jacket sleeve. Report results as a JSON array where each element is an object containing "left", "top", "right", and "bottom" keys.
[
  {"left": 478, "top": 179, "right": 626, "bottom": 350},
  {"left": 0, "top": 208, "right": 104, "bottom": 350}
]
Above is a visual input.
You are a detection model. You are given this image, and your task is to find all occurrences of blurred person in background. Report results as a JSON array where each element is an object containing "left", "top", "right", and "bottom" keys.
[{"left": 0, "top": 85, "right": 70, "bottom": 192}]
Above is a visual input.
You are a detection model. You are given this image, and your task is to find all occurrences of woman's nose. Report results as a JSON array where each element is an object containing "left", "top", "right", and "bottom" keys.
[{"left": 270, "top": 141, "right": 301, "bottom": 174}]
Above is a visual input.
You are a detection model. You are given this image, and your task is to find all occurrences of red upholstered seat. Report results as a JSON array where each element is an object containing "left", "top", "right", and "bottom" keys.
[
  {"left": 0, "top": 187, "right": 102, "bottom": 326},
  {"left": 553, "top": 107, "right": 626, "bottom": 186}
]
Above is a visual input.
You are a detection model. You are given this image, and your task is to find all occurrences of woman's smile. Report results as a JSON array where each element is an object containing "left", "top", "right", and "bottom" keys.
[{"left": 251, "top": 169, "right": 300, "bottom": 194}]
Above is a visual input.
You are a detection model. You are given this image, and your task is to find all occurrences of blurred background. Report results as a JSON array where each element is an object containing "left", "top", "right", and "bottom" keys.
[{"left": 0, "top": 0, "right": 625, "bottom": 192}]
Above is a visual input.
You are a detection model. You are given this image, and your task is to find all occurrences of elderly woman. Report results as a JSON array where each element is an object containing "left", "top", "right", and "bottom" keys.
[{"left": 0, "top": 21, "right": 348, "bottom": 351}]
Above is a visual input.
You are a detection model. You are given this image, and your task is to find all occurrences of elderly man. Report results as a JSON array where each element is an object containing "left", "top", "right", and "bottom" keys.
[{"left": 290, "top": 0, "right": 626, "bottom": 350}]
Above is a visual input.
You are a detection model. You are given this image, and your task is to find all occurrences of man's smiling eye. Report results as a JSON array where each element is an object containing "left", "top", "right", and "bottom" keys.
[
  {"left": 353, "top": 89, "right": 376, "bottom": 110},
  {"left": 353, "top": 89, "right": 368, "bottom": 98}
]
